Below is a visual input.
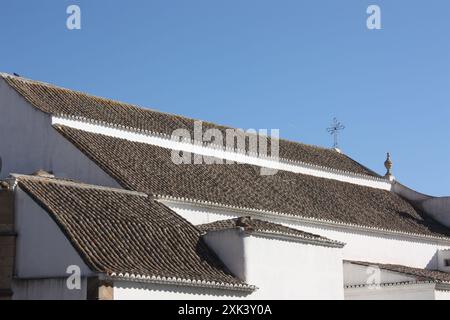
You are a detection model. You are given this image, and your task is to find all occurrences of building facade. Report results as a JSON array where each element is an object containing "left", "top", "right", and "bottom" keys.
[{"left": 0, "top": 73, "right": 450, "bottom": 300}]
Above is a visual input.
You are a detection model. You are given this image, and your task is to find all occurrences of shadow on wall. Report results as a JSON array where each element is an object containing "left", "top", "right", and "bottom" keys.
[{"left": 425, "top": 251, "right": 438, "bottom": 270}]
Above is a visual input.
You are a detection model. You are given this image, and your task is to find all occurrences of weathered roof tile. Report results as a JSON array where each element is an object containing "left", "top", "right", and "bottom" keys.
[
  {"left": 16, "top": 175, "right": 251, "bottom": 290},
  {"left": 54, "top": 125, "right": 450, "bottom": 239}
]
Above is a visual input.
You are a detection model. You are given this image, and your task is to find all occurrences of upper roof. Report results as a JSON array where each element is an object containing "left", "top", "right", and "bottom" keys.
[
  {"left": 198, "top": 216, "right": 345, "bottom": 247},
  {"left": 1, "top": 73, "right": 378, "bottom": 177},
  {"left": 346, "top": 261, "right": 450, "bottom": 284},
  {"left": 14, "top": 174, "right": 253, "bottom": 291},
  {"left": 54, "top": 125, "right": 450, "bottom": 239}
]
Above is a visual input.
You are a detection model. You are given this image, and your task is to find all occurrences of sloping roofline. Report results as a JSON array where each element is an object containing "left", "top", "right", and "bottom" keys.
[
  {"left": 0, "top": 72, "right": 380, "bottom": 177},
  {"left": 9, "top": 174, "right": 255, "bottom": 292}
]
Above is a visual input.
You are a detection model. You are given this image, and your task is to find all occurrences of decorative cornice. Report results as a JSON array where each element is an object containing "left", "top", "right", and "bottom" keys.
[
  {"left": 436, "top": 282, "right": 450, "bottom": 291},
  {"left": 101, "top": 272, "right": 257, "bottom": 292},
  {"left": 51, "top": 114, "right": 392, "bottom": 190},
  {"left": 157, "top": 195, "right": 450, "bottom": 244},
  {"left": 345, "top": 281, "right": 434, "bottom": 289}
]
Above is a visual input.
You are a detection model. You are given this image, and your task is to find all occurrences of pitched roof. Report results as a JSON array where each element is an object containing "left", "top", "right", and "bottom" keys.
[
  {"left": 15, "top": 175, "right": 253, "bottom": 291},
  {"left": 1, "top": 73, "right": 378, "bottom": 177},
  {"left": 198, "top": 217, "right": 345, "bottom": 247},
  {"left": 346, "top": 261, "right": 450, "bottom": 284},
  {"left": 54, "top": 125, "right": 450, "bottom": 239}
]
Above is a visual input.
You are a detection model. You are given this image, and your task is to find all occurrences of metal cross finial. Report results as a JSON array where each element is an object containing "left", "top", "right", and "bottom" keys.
[{"left": 327, "top": 118, "right": 345, "bottom": 149}]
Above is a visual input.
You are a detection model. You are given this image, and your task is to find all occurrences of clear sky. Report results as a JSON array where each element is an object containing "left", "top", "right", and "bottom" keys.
[{"left": 1, "top": 0, "right": 449, "bottom": 195}]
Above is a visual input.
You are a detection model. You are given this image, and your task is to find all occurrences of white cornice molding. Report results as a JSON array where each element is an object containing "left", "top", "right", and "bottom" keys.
[
  {"left": 51, "top": 114, "right": 392, "bottom": 191},
  {"left": 344, "top": 280, "right": 435, "bottom": 290},
  {"left": 101, "top": 272, "right": 257, "bottom": 292},
  {"left": 157, "top": 195, "right": 450, "bottom": 245},
  {"left": 436, "top": 282, "right": 450, "bottom": 291}
]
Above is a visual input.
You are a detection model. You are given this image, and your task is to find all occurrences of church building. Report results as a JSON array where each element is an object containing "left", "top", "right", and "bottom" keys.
[{"left": 0, "top": 73, "right": 449, "bottom": 300}]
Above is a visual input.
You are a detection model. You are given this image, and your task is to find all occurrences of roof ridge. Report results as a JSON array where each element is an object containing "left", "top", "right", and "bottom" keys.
[
  {"left": 0, "top": 72, "right": 364, "bottom": 159},
  {"left": 10, "top": 173, "right": 148, "bottom": 197},
  {"left": 198, "top": 216, "right": 345, "bottom": 246}
]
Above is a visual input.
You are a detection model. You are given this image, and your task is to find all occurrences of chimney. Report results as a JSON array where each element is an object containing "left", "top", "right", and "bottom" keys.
[{"left": 0, "top": 181, "right": 16, "bottom": 300}]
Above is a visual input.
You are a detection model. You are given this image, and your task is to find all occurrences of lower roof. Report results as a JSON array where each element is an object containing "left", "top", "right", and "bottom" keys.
[
  {"left": 346, "top": 261, "right": 450, "bottom": 284},
  {"left": 54, "top": 125, "right": 450, "bottom": 239},
  {"left": 15, "top": 175, "right": 253, "bottom": 291},
  {"left": 198, "top": 217, "right": 345, "bottom": 247}
]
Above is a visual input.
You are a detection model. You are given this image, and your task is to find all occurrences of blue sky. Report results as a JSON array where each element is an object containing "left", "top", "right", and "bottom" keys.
[{"left": 1, "top": 0, "right": 449, "bottom": 195}]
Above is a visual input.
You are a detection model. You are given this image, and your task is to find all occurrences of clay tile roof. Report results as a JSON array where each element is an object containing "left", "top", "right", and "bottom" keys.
[
  {"left": 53, "top": 125, "right": 450, "bottom": 239},
  {"left": 1, "top": 73, "right": 378, "bottom": 177},
  {"left": 347, "top": 261, "right": 450, "bottom": 283},
  {"left": 15, "top": 175, "right": 254, "bottom": 291},
  {"left": 198, "top": 217, "right": 345, "bottom": 247}
]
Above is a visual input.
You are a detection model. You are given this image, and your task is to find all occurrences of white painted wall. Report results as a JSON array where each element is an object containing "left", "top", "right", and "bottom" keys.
[
  {"left": 204, "top": 229, "right": 344, "bottom": 300},
  {"left": 345, "top": 283, "right": 436, "bottom": 300},
  {"left": 0, "top": 78, "right": 120, "bottom": 188},
  {"left": 393, "top": 182, "right": 450, "bottom": 229},
  {"left": 113, "top": 281, "right": 250, "bottom": 300},
  {"left": 437, "top": 250, "right": 450, "bottom": 272},
  {"left": 343, "top": 262, "right": 416, "bottom": 286},
  {"left": 164, "top": 201, "right": 450, "bottom": 269},
  {"left": 12, "top": 278, "right": 87, "bottom": 300},
  {"left": 435, "top": 290, "right": 450, "bottom": 300},
  {"left": 244, "top": 234, "right": 343, "bottom": 299},
  {"left": 203, "top": 229, "right": 247, "bottom": 281},
  {"left": 14, "top": 187, "right": 93, "bottom": 278}
]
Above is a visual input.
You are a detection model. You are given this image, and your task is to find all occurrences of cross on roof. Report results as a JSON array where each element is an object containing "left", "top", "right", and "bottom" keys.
[{"left": 327, "top": 118, "right": 345, "bottom": 149}]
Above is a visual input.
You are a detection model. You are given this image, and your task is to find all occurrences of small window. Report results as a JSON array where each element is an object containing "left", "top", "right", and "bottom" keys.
[{"left": 445, "top": 259, "right": 450, "bottom": 267}]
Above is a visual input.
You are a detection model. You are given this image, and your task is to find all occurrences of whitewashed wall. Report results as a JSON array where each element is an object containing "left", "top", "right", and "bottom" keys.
[
  {"left": 12, "top": 278, "right": 87, "bottom": 300},
  {"left": 113, "top": 281, "right": 249, "bottom": 300},
  {"left": 203, "top": 230, "right": 247, "bottom": 281},
  {"left": 244, "top": 234, "right": 343, "bottom": 299},
  {"left": 393, "top": 182, "right": 450, "bottom": 229},
  {"left": 203, "top": 229, "right": 343, "bottom": 300},
  {"left": 343, "top": 263, "right": 416, "bottom": 286},
  {"left": 345, "top": 283, "right": 436, "bottom": 300},
  {"left": 14, "top": 188, "right": 93, "bottom": 278},
  {"left": 435, "top": 290, "right": 450, "bottom": 300},
  {"left": 0, "top": 78, "right": 119, "bottom": 188},
  {"left": 164, "top": 201, "right": 450, "bottom": 269}
]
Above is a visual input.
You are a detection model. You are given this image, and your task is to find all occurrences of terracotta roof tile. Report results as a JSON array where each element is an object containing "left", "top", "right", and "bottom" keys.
[
  {"left": 2, "top": 73, "right": 377, "bottom": 176},
  {"left": 54, "top": 125, "right": 450, "bottom": 239},
  {"left": 16, "top": 175, "right": 251, "bottom": 290},
  {"left": 198, "top": 217, "right": 344, "bottom": 246},
  {"left": 347, "top": 261, "right": 450, "bottom": 283}
]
